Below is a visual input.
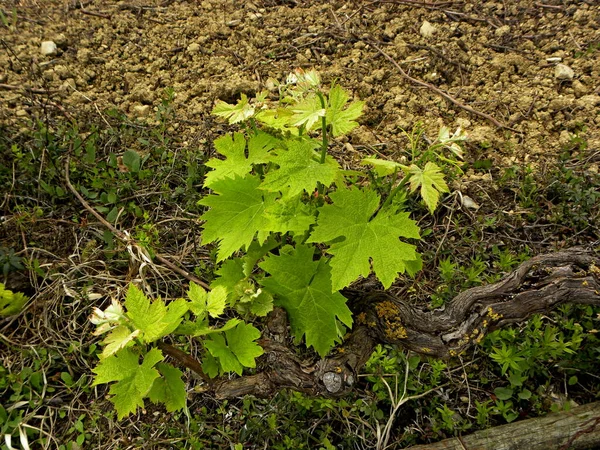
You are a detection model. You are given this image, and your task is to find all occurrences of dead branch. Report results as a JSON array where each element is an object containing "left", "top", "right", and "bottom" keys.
[{"left": 369, "top": 41, "right": 519, "bottom": 132}]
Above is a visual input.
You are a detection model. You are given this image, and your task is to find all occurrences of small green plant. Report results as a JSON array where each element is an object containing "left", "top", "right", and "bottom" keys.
[
  {"left": 0, "top": 248, "right": 24, "bottom": 279},
  {"left": 90, "top": 69, "right": 466, "bottom": 418},
  {"left": 0, "top": 283, "right": 28, "bottom": 317}
]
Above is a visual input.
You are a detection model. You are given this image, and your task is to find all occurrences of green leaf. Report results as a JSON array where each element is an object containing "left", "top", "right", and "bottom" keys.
[
  {"left": 518, "top": 388, "right": 532, "bottom": 400},
  {"left": 260, "top": 138, "right": 340, "bottom": 198},
  {"left": 361, "top": 157, "right": 404, "bottom": 177},
  {"left": 199, "top": 175, "right": 277, "bottom": 261},
  {"left": 307, "top": 187, "right": 420, "bottom": 290},
  {"left": 255, "top": 108, "right": 297, "bottom": 134},
  {"left": 494, "top": 386, "right": 513, "bottom": 401},
  {"left": 202, "top": 352, "right": 220, "bottom": 378},
  {"left": 290, "top": 94, "right": 325, "bottom": 130},
  {"left": 187, "top": 282, "right": 226, "bottom": 318},
  {"left": 148, "top": 363, "right": 187, "bottom": 412},
  {"left": 204, "top": 132, "right": 277, "bottom": 187},
  {"left": 260, "top": 245, "right": 352, "bottom": 356},
  {"left": 226, "top": 322, "right": 264, "bottom": 367},
  {"left": 101, "top": 325, "right": 140, "bottom": 359},
  {"left": 176, "top": 317, "right": 242, "bottom": 337},
  {"left": 203, "top": 322, "right": 264, "bottom": 375},
  {"left": 204, "top": 335, "right": 238, "bottom": 373},
  {"left": 325, "top": 84, "right": 364, "bottom": 137},
  {"left": 264, "top": 195, "right": 316, "bottom": 235},
  {"left": 248, "top": 291, "right": 274, "bottom": 317},
  {"left": 212, "top": 94, "right": 255, "bottom": 124},
  {"left": 0, "top": 283, "right": 28, "bottom": 317},
  {"left": 122, "top": 150, "right": 141, "bottom": 173},
  {"left": 407, "top": 162, "right": 449, "bottom": 213},
  {"left": 92, "top": 347, "right": 163, "bottom": 419},
  {"left": 211, "top": 258, "right": 246, "bottom": 304},
  {"left": 125, "top": 285, "right": 189, "bottom": 343}
]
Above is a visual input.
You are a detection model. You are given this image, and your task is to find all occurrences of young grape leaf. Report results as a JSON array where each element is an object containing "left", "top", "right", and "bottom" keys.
[
  {"left": 199, "top": 175, "right": 278, "bottom": 261},
  {"left": 264, "top": 195, "right": 316, "bottom": 235},
  {"left": 203, "top": 322, "right": 264, "bottom": 375},
  {"left": 247, "top": 291, "right": 274, "bottom": 317},
  {"left": 290, "top": 94, "right": 325, "bottom": 130},
  {"left": 125, "top": 285, "right": 189, "bottom": 343},
  {"left": 212, "top": 93, "right": 255, "bottom": 124},
  {"left": 176, "top": 317, "right": 242, "bottom": 337},
  {"left": 407, "top": 162, "right": 449, "bottom": 213},
  {"left": 308, "top": 187, "right": 421, "bottom": 290},
  {"left": 204, "top": 132, "right": 278, "bottom": 187},
  {"left": 259, "top": 245, "right": 352, "bottom": 357},
  {"left": 101, "top": 325, "right": 140, "bottom": 359},
  {"left": 260, "top": 138, "right": 340, "bottom": 198},
  {"left": 92, "top": 347, "right": 163, "bottom": 419},
  {"left": 211, "top": 258, "right": 246, "bottom": 304},
  {"left": 361, "top": 157, "right": 405, "bottom": 177},
  {"left": 187, "top": 282, "right": 226, "bottom": 318},
  {"left": 255, "top": 108, "right": 297, "bottom": 134},
  {"left": 325, "top": 84, "right": 364, "bottom": 137},
  {"left": 202, "top": 352, "right": 220, "bottom": 379},
  {"left": 147, "top": 363, "right": 186, "bottom": 412}
]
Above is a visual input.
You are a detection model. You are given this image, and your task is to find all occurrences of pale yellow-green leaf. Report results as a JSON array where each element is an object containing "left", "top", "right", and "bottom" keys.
[
  {"left": 101, "top": 325, "right": 140, "bottom": 359},
  {"left": 361, "top": 157, "right": 405, "bottom": 177},
  {"left": 408, "top": 162, "right": 449, "bottom": 213}
]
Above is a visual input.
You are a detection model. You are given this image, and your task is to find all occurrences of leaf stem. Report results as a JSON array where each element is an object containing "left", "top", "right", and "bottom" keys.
[
  {"left": 381, "top": 173, "right": 411, "bottom": 210},
  {"left": 316, "top": 92, "right": 328, "bottom": 164}
]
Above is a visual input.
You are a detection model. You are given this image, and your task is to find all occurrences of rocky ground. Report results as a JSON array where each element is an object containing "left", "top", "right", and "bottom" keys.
[{"left": 2, "top": 0, "right": 599, "bottom": 170}]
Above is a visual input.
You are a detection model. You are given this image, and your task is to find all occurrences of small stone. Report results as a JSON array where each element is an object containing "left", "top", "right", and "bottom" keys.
[
  {"left": 187, "top": 43, "right": 200, "bottom": 53},
  {"left": 133, "top": 104, "right": 151, "bottom": 117},
  {"left": 555, "top": 63, "right": 574, "bottom": 80},
  {"left": 16, "top": 109, "right": 28, "bottom": 117},
  {"left": 460, "top": 195, "right": 480, "bottom": 211},
  {"left": 40, "top": 41, "right": 57, "bottom": 56},
  {"left": 420, "top": 21, "right": 436, "bottom": 38}
]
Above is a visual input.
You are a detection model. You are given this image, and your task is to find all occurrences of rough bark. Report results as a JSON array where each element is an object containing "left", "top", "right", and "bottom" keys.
[
  {"left": 211, "top": 247, "right": 600, "bottom": 399},
  {"left": 408, "top": 401, "right": 600, "bottom": 450}
]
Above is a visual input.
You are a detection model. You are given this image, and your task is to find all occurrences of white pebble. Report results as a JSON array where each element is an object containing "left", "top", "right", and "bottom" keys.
[
  {"left": 40, "top": 41, "right": 57, "bottom": 56},
  {"left": 555, "top": 63, "right": 574, "bottom": 80}
]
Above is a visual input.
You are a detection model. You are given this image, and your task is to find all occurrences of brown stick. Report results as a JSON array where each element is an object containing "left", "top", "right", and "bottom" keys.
[
  {"left": 63, "top": 156, "right": 210, "bottom": 290},
  {"left": 156, "top": 341, "right": 210, "bottom": 383},
  {"left": 369, "top": 41, "right": 520, "bottom": 132},
  {"left": 80, "top": 9, "right": 111, "bottom": 19}
]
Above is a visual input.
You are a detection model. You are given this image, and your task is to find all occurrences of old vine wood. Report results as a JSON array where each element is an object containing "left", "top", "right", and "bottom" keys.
[{"left": 210, "top": 247, "right": 600, "bottom": 399}]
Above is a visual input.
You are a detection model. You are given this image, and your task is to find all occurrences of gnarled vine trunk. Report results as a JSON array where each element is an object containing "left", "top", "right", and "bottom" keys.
[{"left": 209, "top": 247, "right": 600, "bottom": 399}]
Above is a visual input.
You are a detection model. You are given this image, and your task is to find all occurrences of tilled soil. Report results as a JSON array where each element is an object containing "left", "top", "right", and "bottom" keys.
[{"left": 1, "top": 0, "right": 599, "bottom": 172}]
